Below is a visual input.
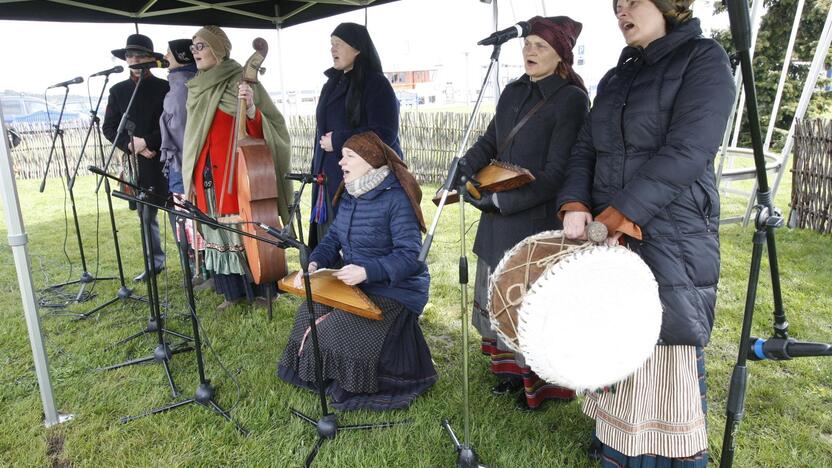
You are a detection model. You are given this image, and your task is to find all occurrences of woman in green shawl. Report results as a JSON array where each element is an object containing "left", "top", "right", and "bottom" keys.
[{"left": 182, "top": 25, "right": 292, "bottom": 309}]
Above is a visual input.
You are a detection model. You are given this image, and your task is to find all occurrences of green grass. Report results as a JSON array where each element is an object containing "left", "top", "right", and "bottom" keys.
[{"left": 1, "top": 174, "right": 831, "bottom": 467}]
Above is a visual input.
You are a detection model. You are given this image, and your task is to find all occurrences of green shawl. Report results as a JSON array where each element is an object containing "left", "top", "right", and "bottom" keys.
[{"left": 182, "top": 58, "right": 292, "bottom": 224}]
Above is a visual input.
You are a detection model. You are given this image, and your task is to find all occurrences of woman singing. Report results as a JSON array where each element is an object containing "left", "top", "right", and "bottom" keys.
[
  {"left": 278, "top": 131, "right": 436, "bottom": 411},
  {"left": 459, "top": 16, "right": 590, "bottom": 411},
  {"left": 308, "top": 22, "right": 402, "bottom": 248},
  {"left": 558, "top": 1, "right": 735, "bottom": 464},
  {"left": 181, "top": 26, "right": 292, "bottom": 309}
]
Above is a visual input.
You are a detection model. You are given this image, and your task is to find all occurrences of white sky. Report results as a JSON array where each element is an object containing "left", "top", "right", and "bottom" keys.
[{"left": 0, "top": 0, "right": 727, "bottom": 101}]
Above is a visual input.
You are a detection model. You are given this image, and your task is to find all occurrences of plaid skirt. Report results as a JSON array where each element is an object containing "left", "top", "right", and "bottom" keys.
[{"left": 278, "top": 295, "right": 437, "bottom": 411}]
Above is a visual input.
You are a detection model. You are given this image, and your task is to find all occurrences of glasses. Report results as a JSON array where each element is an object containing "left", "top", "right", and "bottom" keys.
[
  {"left": 189, "top": 42, "right": 209, "bottom": 52},
  {"left": 125, "top": 50, "right": 151, "bottom": 59}
]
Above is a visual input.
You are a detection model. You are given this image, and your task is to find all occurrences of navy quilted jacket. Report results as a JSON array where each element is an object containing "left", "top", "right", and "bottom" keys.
[
  {"left": 310, "top": 70, "right": 402, "bottom": 221},
  {"left": 557, "top": 19, "right": 735, "bottom": 346},
  {"left": 309, "top": 172, "right": 429, "bottom": 314}
]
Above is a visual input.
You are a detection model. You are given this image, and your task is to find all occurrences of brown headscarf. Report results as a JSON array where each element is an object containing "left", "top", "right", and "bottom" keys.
[
  {"left": 527, "top": 16, "right": 587, "bottom": 92},
  {"left": 341, "top": 132, "right": 426, "bottom": 233},
  {"left": 612, "top": 0, "right": 695, "bottom": 24}
]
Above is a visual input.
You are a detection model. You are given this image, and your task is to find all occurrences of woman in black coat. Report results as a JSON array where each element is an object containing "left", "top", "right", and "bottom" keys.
[
  {"left": 308, "top": 22, "right": 402, "bottom": 248},
  {"left": 458, "top": 16, "right": 589, "bottom": 411},
  {"left": 557, "top": 1, "right": 735, "bottom": 465}
]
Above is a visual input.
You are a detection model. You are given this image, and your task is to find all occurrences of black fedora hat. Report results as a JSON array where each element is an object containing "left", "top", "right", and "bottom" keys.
[{"left": 111, "top": 33, "right": 164, "bottom": 61}]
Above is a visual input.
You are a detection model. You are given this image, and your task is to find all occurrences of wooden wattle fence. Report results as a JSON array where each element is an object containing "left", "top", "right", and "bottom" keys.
[
  {"left": 9, "top": 121, "right": 105, "bottom": 181},
  {"left": 10, "top": 111, "right": 493, "bottom": 184},
  {"left": 791, "top": 119, "right": 832, "bottom": 234}
]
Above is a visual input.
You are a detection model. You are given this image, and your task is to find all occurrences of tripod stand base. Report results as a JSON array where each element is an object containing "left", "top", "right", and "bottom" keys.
[
  {"left": 39, "top": 272, "right": 118, "bottom": 308},
  {"left": 443, "top": 419, "right": 487, "bottom": 468},
  {"left": 290, "top": 408, "right": 410, "bottom": 467},
  {"left": 104, "top": 315, "right": 193, "bottom": 350},
  {"left": 120, "top": 381, "right": 248, "bottom": 435},
  {"left": 76, "top": 286, "right": 148, "bottom": 320},
  {"left": 99, "top": 341, "right": 193, "bottom": 371}
]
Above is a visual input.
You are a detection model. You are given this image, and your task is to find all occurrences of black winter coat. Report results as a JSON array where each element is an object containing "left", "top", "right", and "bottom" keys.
[
  {"left": 310, "top": 69, "right": 402, "bottom": 220},
  {"left": 463, "top": 73, "right": 589, "bottom": 267},
  {"left": 557, "top": 19, "right": 735, "bottom": 346},
  {"left": 103, "top": 74, "right": 169, "bottom": 197}
]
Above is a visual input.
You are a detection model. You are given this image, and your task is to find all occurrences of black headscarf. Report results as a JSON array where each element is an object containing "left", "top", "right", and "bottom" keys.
[{"left": 322, "top": 23, "right": 384, "bottom": 128}]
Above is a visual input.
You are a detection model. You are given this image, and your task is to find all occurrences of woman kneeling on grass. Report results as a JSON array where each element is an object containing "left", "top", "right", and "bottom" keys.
[{"left": 277, "top": 131, "right": 437, "bottom": 411}]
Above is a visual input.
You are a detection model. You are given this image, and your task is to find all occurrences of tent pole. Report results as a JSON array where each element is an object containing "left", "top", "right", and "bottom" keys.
[
  {"left": 0, "top": 111, "right": 66, "bottom": 428},
  {"left": 774, "top": 4, "right": 832, "bottom": 206},
  {"left": 274, "top": 5, "right": 288, "bottom": 117},
  {"left": 764, "top": 0, "right": 805, "bottom": 151}
]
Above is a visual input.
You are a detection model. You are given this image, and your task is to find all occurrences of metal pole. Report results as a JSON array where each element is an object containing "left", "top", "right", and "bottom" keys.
[
  {"left": 0, "top": 110, "right": 65, "bottom": 427},
  {"left": 730, "top": 0, "right": 764, "bottom": 148},
  {"left": 491, "top": 0, "right": 501, "bottom": 105},
  {"left": 772, "top": 4, "right": 832, "bottom": 200},
  {"left": 274, "top": 5, "right": 289, "bottom": 117},
  {"left": 764, "top": 0, "right": 805, "bottom": 151}
]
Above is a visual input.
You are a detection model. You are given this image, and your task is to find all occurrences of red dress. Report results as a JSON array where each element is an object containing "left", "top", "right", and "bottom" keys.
[{"left": 192, "top": 108, "right": 263, "bottom": 216}]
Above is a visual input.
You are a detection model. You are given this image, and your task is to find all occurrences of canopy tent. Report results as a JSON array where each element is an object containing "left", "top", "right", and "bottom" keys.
[
  {"left": 0, "top": 0, "right": 403, "bottom": 429},
  {"left": 0, "top": 0, "right": 399, "bottom": 28}
]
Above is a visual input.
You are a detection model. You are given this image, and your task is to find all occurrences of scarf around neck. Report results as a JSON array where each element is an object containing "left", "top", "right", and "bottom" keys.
[{"left": 346, "top": 166, "right": 390, "bottom": 198}]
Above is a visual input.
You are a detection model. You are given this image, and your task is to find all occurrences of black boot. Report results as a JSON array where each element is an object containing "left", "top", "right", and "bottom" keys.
[{"left": 491, "top": 378, "right": 523, "bottom": 395}]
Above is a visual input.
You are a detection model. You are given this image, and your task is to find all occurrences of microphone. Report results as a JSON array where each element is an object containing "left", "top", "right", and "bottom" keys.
[
  {"left": 87, "top": 165, "right": 109, "bottom": 178},
  {"left": 180, "top": 199, "right": 216, "bottom": 225},
  {"left": 47, "top": 76, "right": 83, "bottom": 89},
  {"left": 129, "top": 59, "right": 170, "bottom": 70},
  {"left": 258, "top": 222, "right": 285, "bottom": 239},
  {"left": 748, "top": 337, "right": 832, "bottom": 361},
  {"left": 285, "top": 172, "right": 319, "bottom": 183},
  {"left": 477, "top": 21, "right": 531, "bottom": 46},
  {"left": 90, "top": 65, "right": 124, "bottom": 77}
]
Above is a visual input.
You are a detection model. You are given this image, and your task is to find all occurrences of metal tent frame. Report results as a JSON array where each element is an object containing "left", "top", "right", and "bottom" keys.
[{"left": 717, "top": 0, "right": 832, "bottom": 226}]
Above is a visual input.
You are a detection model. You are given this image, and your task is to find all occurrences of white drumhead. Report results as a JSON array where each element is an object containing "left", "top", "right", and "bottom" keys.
[{"left": 517, "top": 246, "right": 662, "bottom": 391}]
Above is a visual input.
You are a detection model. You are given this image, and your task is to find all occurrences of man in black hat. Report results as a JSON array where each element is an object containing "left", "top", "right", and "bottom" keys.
[{"left": 103, "top": 33, "right": 170, "bottom": 281}]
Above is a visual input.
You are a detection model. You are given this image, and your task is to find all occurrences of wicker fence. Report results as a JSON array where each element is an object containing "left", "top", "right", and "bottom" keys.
[
  {"left": 791, "top": 119, "right": 832, "bottom": 234},
  {"left": 9, "top": 111, "right": 493, "bottom": 184},
  {"left": 9, "top": 121, "right": 106, "bottom": 181}
]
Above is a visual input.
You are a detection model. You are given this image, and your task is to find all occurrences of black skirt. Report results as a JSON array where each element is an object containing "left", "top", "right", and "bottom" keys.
[
  {"left": 277, "top": 295, "right": 437, "bottom": 411},
  {"left": 213, "top": 273, "right": 275, "bottom": 302}
]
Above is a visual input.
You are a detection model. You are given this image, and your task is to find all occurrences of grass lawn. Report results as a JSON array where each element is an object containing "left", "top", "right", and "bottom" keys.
[{"left": 1, "top": 173, "right": 831, "bottom": 467}]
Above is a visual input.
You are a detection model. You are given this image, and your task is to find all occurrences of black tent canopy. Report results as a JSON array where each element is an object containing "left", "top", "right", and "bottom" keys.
[{"left": 0, "top": 0, "right": 399, "bottom": 29}]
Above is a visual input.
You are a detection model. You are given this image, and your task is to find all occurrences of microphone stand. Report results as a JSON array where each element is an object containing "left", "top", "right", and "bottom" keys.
[
  {"left": 419, "top": 44, "right": 502, "bottom": 468},
  {"left": 273, "top": 175, "right": 407, "bottom": 467},
  {"left": 120, "top": 201, "right": 248, "bottom": 434},
  {"left": 96, "top": 71, "right": 143, "bottom": 193},
  {"left": 96, "top": 176, "right": 193, "bottom": 398},
  {"left": 72, "top": 72, "right": 146, "bottom": 320},
  {"left": 38, "top": 85, "right": 112, "bottom": 306},
  {"left": 97, "top": 166, "right": 287, "bottom": 432},
  {"left": 721, "top": 1, "right": 832, "bottom": 466}
]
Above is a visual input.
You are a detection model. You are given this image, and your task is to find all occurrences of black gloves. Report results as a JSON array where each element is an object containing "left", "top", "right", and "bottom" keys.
[
  {"left": 463, "top": 189, "right": 499, "bottom": 214},
  {"left": 452, "top": 158, "right": 478, "bottom": 188}
]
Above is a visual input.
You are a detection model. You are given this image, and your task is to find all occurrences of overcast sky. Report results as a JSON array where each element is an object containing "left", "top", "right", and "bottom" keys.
[{"left": 0, "top": 0, "right": 726, "bottom": 101}]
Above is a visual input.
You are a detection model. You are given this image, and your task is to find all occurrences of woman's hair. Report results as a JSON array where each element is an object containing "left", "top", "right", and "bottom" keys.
[{"left": 331, "top": 23, "right": 384, "bottom": 128}]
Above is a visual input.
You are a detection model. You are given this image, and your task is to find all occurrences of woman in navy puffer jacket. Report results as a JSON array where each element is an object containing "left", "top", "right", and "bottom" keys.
[
  {"left": 278, "top": 131, "right": 436, "bottom": 411},
  {"left": 557, "top": 1, "right": 735, "bottom": 465}
]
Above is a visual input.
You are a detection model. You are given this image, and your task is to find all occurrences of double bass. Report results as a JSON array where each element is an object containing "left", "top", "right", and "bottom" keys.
[{"left": 219, "top": 38, "right": 286, "bottom": 285}]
